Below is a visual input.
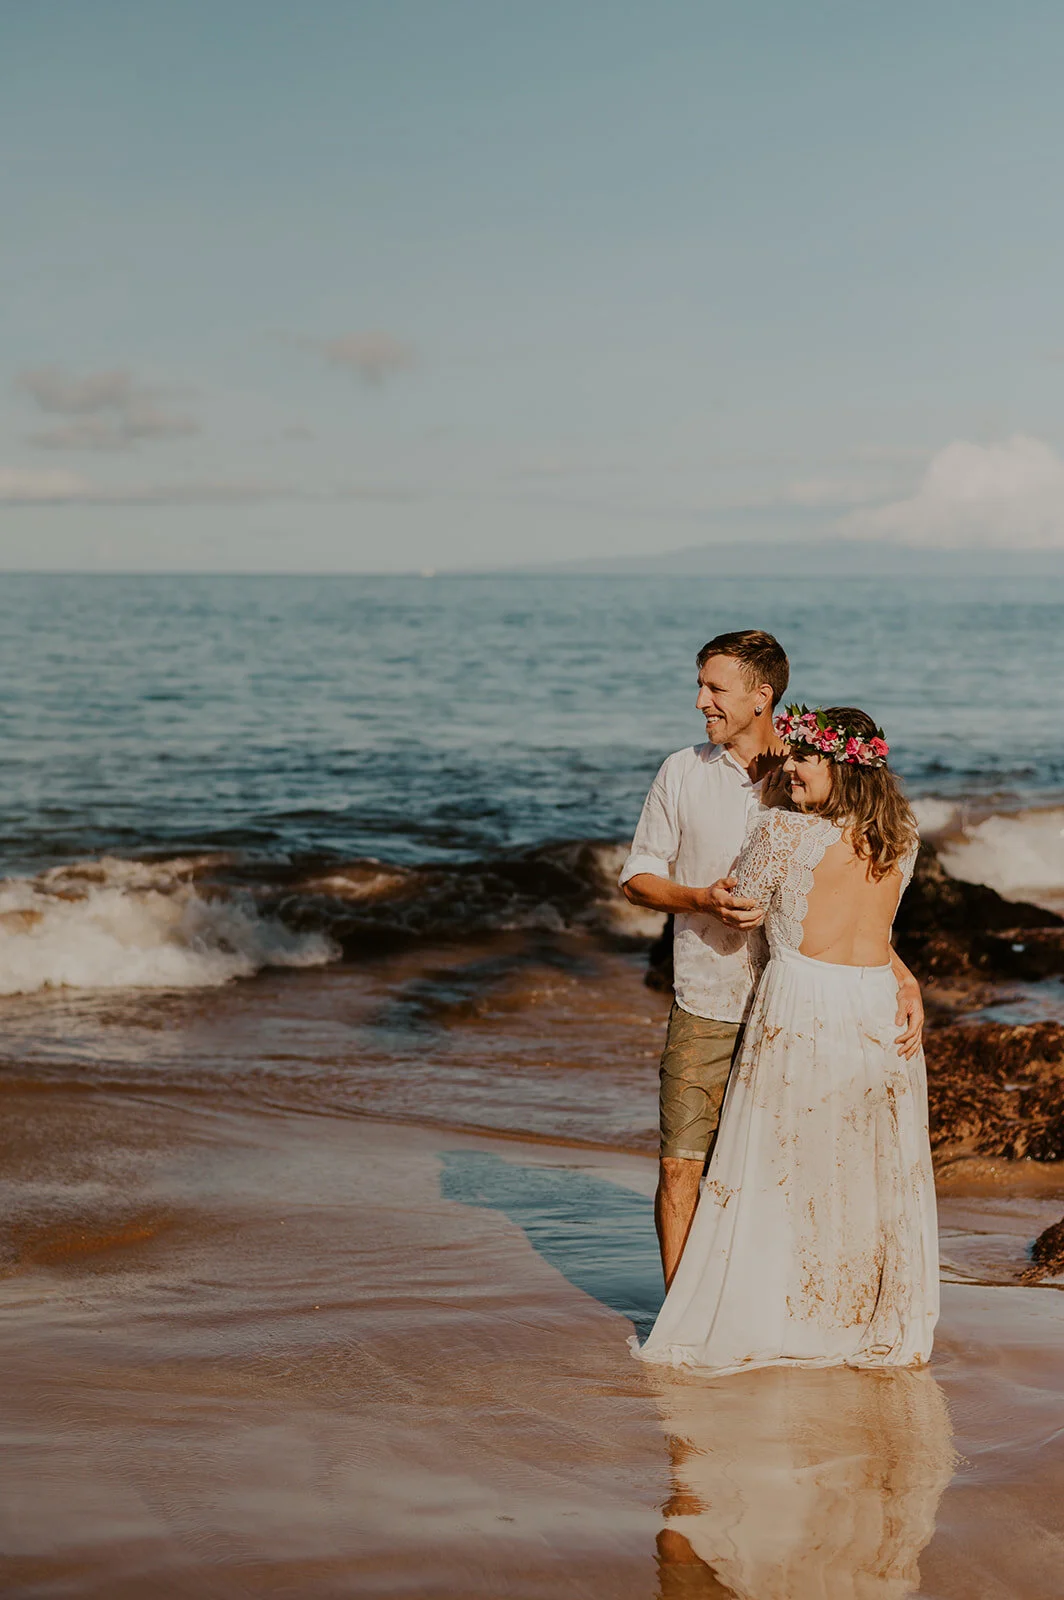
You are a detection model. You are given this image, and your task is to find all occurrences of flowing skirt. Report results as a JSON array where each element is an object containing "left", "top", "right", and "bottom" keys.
[{"left": 634, "top": 947, "right": 939, "bottom": 1374}]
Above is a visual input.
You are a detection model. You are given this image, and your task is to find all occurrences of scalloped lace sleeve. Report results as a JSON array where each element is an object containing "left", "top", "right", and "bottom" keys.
[
  {"left": 898, "top": 838, "right": 920, "bottom": 898},
  {"left": 735, "top": 808, "right": 842, "bottom": 955},
  {"left": 733, "top": 809, "right": 788, "bottom": 907}
]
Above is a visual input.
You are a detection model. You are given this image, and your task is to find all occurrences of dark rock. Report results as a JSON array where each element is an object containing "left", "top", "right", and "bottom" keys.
[
  {"left": 924, "top": 1022, "right": 1064, "bottom": 1160},
  {"left": 894, "top": 844, "right": 1064, "bottom": 984},
  {"left": 262, "top": 838, "right": 631, "bottom": 955},
  {"left": 1022, "top": 1216, "right": 1064, "bottom": 1283},
  {"left": 645, "top": 914, "right": 674, "bottom": 993}
]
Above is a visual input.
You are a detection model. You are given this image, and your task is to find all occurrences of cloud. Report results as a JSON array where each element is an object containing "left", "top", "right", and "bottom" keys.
[
  {"left": 0, "top": 468, "right": 96, "bottom": 502},
  {"left": 839, "top": 435, "right": 1064, "bottom": 548},
  {"left": 303, "top": 332, "right": 416, "bottom": 385},
  {"left": 17, "top": 366, "right": 200, "bottom": 450},
  {"left": 0, "top": 468, "right": 268, "bottom": 505},
  {"left": 0, "top": 466, "right": 417, "bottom": 507}
]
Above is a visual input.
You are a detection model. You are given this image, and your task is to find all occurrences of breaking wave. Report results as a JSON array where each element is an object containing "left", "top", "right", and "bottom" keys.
[
  {"left": 0, "top": 857, "right": 339, "bottom": 995},
  {"left": 913, "top": 801, "right": 1064, "bottom": 912},
  {"left": 0, "top": 840, "right": 660, "bottom": 995}
]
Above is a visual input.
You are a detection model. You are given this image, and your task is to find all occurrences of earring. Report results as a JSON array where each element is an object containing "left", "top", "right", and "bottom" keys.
[{"left": 754, "top": 705, "right": 764, "bottom": 716}]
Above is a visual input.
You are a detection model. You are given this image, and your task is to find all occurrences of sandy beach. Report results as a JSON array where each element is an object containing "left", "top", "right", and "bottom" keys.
[{"left": 3, "top": 1072, "right": 1064, "bottom": 1600}]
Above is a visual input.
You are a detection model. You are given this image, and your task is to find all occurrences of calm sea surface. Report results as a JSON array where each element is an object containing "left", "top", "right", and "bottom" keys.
[{"left": 2, "top": 571, "right": 1062, "bottom": 875}]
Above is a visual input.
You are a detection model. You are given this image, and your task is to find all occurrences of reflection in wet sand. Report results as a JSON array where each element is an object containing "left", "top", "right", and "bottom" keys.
[
  {"left": 440, "top": 1149, "right": 958, "bottom": 1599},
  {"left": 651, "top": 1366, "right": 954, "bottom": 1600}
]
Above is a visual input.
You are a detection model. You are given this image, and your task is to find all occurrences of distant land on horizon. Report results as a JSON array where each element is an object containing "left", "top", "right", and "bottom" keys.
[
  {"left": 503, "top": 538, "right": 1064, "bottom": 578},
  {"left": 4, "top": 539, "right": 1064, "bottom": 579}
]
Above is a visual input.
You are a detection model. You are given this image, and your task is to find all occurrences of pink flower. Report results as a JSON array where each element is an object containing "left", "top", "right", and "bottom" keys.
[
  {"left": 845, "top": 736, "right": 862, "bottom": 762},
  {"left": 815, "top": 728, "right": 840, "bottom": 752},
  {"left": 800, "top": 712, "right": 819, "bottom": 730},
  {"left": 870, "top": 736, "right": 889, "bottom": 760}
]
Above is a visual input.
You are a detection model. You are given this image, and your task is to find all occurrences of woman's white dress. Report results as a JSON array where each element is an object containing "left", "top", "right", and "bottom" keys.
[{"left": 634, "top": 808, "right": 939, "bottom": 1375}]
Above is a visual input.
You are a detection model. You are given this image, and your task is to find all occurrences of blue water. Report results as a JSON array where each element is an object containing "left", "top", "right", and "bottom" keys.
[
  {"left": 440, "top": 1150, "right": 661, "bottom": 1335},
  {"left": 1, "top": 571, "right": 1062, "bottom": 874}
]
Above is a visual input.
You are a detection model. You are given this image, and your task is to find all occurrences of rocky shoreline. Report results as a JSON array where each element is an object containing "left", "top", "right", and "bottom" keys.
[
  {"left": 879, "top": 846, "right": 1064, "bottom": 1204},
  {"left": 894, "top": 844, "right": 1064, "bottom": 990}
]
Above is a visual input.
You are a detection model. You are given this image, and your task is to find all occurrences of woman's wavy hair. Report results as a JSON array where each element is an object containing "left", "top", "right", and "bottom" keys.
[{"left": 797, "top": 706, "right": 918, "bottom": 879}]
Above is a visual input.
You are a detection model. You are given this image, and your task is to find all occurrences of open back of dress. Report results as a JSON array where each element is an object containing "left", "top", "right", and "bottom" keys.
[{"left": 736, "top": 806, "right": 918, "bottom": 967}]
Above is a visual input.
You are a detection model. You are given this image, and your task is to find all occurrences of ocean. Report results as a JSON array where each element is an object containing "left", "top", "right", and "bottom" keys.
[
  {"left": 0, "top": 568, "right": 1061, "bottom": 1134},
  {"left": 4, "top": 571, "right": 1064, "bottom": 865}
]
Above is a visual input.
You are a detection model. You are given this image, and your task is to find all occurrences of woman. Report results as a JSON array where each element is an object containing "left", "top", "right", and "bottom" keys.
[{"left": 633, "top": 706, "right": 938, "bottom": 1374}]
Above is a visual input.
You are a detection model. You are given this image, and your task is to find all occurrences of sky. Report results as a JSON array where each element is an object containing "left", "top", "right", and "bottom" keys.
[{"left": 4, "top": 1, "right": 1064, "bottom": 572}]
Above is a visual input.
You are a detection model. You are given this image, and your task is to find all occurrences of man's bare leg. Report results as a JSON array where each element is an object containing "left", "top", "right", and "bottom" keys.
[{"left": 656, "top": 1156, "right": 703, "bottom": 1288}]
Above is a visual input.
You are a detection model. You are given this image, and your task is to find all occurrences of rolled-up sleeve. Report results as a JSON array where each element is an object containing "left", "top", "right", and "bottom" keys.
[{"left": 619, "top": 759, "right": 680, "bottom": 886}]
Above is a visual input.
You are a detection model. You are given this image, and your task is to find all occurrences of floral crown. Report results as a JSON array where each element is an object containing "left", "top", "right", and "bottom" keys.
[{"left": 774, "top": 704, "right": 890, "bottom": 768}]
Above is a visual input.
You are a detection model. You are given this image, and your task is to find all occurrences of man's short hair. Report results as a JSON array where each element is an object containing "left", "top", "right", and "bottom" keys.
[{"left": 696, "top": 629, "right": 789, "bottom": 708}]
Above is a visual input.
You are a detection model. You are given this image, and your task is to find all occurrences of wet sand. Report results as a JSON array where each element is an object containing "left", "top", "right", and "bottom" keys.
[
  {"left": 1, "top": 1089, "right": 668, "bottom": 1598},
  {"left": 3, "top": 1085, "right": 1064, "bottom": 1599}
]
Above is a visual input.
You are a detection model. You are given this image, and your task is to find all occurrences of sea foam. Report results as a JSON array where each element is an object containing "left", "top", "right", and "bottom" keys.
[
  {"left": 0, "top": 856, "right": 339, "bottom": 994},
  {"left": 919, "top": 806, "right": 1064, "bottom": 911}
]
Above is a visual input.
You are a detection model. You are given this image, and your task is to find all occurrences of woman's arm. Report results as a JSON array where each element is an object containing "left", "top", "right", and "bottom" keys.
[{"left": 733, "top": 810, "right": 785, "bottom": 910}]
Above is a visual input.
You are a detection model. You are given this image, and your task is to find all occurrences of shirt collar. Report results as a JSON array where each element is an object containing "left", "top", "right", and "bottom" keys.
[{"left": 704, "top": 741, "right": 759, "bottom": 785}]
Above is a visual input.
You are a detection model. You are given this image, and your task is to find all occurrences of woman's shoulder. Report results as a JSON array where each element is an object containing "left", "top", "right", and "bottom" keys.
[
  {"left": 745, "top": 807, "right": 845, "bottom": 869},
  {"left": 749, "top": 804, "right": 829, "bottom": 837},
  {"left": 742, "top": 805, "right": 821, "bottom": 858}
]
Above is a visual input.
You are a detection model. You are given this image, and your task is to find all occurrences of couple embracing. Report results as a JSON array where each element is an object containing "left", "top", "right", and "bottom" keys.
[{"left": 621, "top": 630, "right": 938, "bottom": 1375}]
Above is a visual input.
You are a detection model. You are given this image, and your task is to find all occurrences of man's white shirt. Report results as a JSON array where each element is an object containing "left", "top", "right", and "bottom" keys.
[{"left": 619, "top": 742, "right": 766, "bottom": 1023}]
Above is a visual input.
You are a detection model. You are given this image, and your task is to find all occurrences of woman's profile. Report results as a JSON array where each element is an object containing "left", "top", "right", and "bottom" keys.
[{"left": 633, "top": 706, "right": 938, "bottom": 1374}]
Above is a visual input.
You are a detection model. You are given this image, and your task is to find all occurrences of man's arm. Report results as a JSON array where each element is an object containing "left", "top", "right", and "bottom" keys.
[
  {"left": 890, "top": 947, "right": 924, "bottom": 1060},
  {"left": 622, "top": 872, "right": 765, "bottom": 929},
  {"left": 618, "top": 756, "right": 764, "bottom": 930}
]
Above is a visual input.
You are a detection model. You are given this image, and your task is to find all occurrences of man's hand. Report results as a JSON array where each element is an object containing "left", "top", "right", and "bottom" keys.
[
  {"left": 894, "top": 973, "right": 924, "bottom": 1060},
  {"left": 700, "top": 876, "right": 765, "bottom": 929}
]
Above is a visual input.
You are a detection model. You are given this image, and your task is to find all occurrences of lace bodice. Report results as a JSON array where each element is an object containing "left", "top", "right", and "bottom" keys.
[{"left": 735, "top": 808, "right": 919, "bottom": 959}]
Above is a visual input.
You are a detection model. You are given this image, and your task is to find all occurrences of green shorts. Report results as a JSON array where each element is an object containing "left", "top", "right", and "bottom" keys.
[{"left": 659, "top": 1004, "right": 742, "bottom": 1162}]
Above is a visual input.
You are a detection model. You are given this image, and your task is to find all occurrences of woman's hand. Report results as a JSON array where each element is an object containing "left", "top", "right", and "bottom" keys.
[{"left": 894, "top": 971, "right": 924, "bottom": 1060}]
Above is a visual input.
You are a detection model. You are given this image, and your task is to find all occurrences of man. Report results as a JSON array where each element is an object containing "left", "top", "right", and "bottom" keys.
[{"left": 620, "top": 629, "right": 924, "bottom": 1287}]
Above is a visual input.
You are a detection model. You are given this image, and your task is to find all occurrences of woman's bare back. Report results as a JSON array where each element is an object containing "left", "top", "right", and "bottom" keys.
[{"left": 799, "top": 831, "right": 903, "bottom": 966}]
